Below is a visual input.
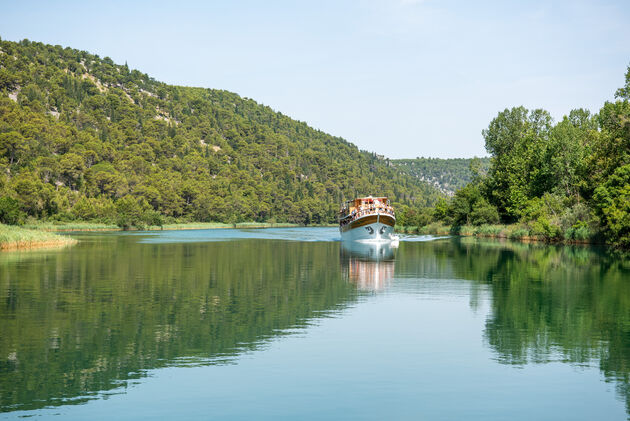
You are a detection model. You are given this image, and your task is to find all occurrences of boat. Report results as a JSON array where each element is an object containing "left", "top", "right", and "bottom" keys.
[{"left": 338, "top": 196, "right": 396, "bottom": 242}]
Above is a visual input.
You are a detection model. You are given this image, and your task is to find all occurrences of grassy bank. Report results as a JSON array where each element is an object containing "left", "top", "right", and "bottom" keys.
[
  {"left": 0, "top": 224, "right": 77, "bottom": 251},
  {"left": 22, "top": 222, "right": 120, "bottom": 231},
  {"left": 396, "top": 222, "right": 603, "bottom": 245}
]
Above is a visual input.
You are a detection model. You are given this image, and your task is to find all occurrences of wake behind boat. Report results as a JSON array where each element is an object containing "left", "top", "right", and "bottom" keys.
[{"left": 339, "top": 196, "right": 396, "bottom": 242}]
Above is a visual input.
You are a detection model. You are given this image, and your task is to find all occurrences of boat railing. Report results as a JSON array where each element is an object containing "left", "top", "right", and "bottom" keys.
[{"left": 339, "top": 206, "right": 395, "bottom": 226}]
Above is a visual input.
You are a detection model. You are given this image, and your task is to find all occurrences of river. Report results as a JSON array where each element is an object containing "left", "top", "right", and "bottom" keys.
[{"left": 1, "top": 228, "right": 628, "bottom": 419}]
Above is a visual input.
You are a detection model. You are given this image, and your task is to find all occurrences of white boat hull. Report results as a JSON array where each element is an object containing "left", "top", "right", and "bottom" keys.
[{"left": 340, "top": 220, "right": 396, "bottom": 242}]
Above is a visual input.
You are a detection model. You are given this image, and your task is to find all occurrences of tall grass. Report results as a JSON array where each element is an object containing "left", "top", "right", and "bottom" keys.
[
  {"left": 0, "top": 224, "right": 77, "bottom": 250},
  {"left": 400, "top": 221, "right": 602, "bottom": 245},
  {"left": 415, "top": 222, "right": 451, "bottom": 235},
  {"left": 22, "top": 221, "right": 119, "bottom": 231}
]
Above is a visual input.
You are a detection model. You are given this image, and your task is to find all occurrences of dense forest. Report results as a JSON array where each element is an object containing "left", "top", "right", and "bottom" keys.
[
  {"left": 400, "top": 65, "right": 630, "bottom": 248},
  {"left": 0, "top": 38, "right": 442, "bottom": 227},
  {"left": 392, "top": 157, "right": 491, "bottom": 195}
]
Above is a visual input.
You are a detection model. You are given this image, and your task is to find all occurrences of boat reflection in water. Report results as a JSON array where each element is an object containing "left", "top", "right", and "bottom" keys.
[{"left": 340, "top": 241, "right": 397, "bottom": 291}]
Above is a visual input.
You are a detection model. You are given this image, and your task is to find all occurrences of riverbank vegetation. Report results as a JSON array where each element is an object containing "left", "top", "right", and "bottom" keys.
[
  {"left": 397, "top": 222, "right": 600, "bottom": 244},
  {"left": 0, "top": 223, "right": 76, "bottom": 250},
  {"left": 397, "top": 65, "right": 630, "bottom": 249},
  {"left": 0, "top": 38, "right": 441, "bottom": 231}
]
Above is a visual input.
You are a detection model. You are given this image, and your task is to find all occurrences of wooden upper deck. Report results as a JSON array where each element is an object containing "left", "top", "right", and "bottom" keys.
[{"left": 339, "top": 197, "right": 395, "bottom": 223}]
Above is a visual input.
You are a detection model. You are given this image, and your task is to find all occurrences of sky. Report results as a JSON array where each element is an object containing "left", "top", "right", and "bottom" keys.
[{"left": 2, "top": 0, "right": 629, "bottom": 159}]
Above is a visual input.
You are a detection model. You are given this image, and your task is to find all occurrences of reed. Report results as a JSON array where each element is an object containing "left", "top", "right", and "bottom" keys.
[
  {"left": 0, "top": 224, "right": 77, "bottom": 250},
  {"left": 22, "top": 221, "right": 119, "bottom": 231},
  {"left": 473, "top": 224, "right": 507, "bottom": 237},
  {"left": 416, "top": 222, "right": 451, "bottom": 235}
]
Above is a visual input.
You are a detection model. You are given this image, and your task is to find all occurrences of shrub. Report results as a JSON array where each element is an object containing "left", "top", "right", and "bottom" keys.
[
  {"left": 509, "top": 228, "right": 529, "bottom": 240},
  {"left": 144, "top": 210, "right": 164, "bottom": 228},
  {"left": 0, "top": 196, "right": 25, "bottom": 225},
  {"left": 470, "top": 201, "right": 500, "bottom": 225},
  {"left": 530, "top": 216, "right": 563, "bottom": 241},
  {"left": 416, "top": 207, "right": 435, "bottom": 227},
  {"left": 115, "top": 195, "right": 147, "bottom": 230},
  {"left": 559, "top": 202, "right": 592, "bottom": 232},
  {"left": 433, "top": 198, "right": 452, "bottom": 225},
  {"left": 592, "top": 164, "right": 630, "bottom": 248},
  {"left": 458, "top": 225, "right": 475, "bottom": 236},
  {"left": 565, "top": 221, "right": 591, "bottom": 241}
]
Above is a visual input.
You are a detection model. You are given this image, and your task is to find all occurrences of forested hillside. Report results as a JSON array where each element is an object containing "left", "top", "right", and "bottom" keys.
[
  {"left": 392, "top": 157, "right": 490, "bottom": 195},
  {"left": 0, "top": 38, "right": 442, "bottom": 227}
]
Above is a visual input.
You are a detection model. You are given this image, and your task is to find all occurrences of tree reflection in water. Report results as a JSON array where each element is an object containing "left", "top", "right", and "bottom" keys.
[
  {"left": 0, "top": 236, "right": 358, "bottom": 412},
  {"left": 397, "top": 238, "right": 630, "bottom": 415}
]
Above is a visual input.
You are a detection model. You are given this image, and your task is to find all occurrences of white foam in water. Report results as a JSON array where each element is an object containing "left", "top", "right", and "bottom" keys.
[{"left": 397, "top": 234, "right": 450, "bottom": 242}]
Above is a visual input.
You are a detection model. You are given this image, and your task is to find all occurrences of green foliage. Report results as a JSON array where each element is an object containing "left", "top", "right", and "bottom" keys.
[
  {"left": 469, "top": 200, "right": 500, "bottom": 226},
  {"left": 593, "top": 164, "right": 630, "bottom": 247},
  {"left": 395, "top": 205, "right": 434, "bottom": 228},
  {"left": 435, "top": 181, "right": 499, "bottom": 227},
  {"left": 615, "top": 63, "right": 630, "bottom": 101},
  {"left": 0, "top": 39, "right": 443, "bottom": 227},
  {"left": 0, "top": 197, "right": 24, "bottom": 225},
  {"left": 114, "top": 195, "right": 156, "bottom": 230},
  {"left": 508, "top": 227, "right": 529, "bottom": 240},
  {"left": 564, "top": 221, "right": 592, "bottom": 242},
  {"left": 483, "top": 107, "right": 555, "bottom": 219},
  {"left": 472, "top": 224, "right": 504, "bottom": 236}
]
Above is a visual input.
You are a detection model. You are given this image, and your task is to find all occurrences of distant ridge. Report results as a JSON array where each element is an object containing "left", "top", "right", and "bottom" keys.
[{"left": 392, "top": 157, "right": 490, "bottom": 196}]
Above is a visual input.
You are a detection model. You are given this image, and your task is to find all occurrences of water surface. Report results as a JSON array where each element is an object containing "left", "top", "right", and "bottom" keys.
[{"left": 1, "top": 228, "right": 628, "bottom": 419}]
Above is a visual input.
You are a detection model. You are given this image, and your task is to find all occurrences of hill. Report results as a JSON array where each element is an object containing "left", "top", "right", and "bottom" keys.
[
  {"left": 0, "top": 38, "right": 442, "bottom": 226},
  {"left": 392, "top": 157, "right": 491, "bottom": 196}
]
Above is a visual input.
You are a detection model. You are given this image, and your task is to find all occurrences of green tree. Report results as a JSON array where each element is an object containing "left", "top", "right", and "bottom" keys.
[
  {"left": 0, "top": 131, "right": 29, "bottom": 166},
  {"left": 0, "top": 196, "right": 24, "bottom": 225},
  {"left": 615, "top": 64, "right": 630, "bottom": 101},
  {"left": 483, "top": 107, "right": 554, "bottom": 219},
  {"left": 115, "top": 195, "right": 146, "bottom": 230},
  {"left": 593, "top": 164, "right": 630, "bottom": 247}
]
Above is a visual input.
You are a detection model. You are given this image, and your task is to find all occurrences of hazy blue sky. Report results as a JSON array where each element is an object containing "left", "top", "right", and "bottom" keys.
[{"left": 2, "top": 0, "right": 629, "bottom": 158}]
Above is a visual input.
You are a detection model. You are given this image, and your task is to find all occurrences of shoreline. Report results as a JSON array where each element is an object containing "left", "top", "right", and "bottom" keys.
[
  {"left": 23, "top": 222, "right": 337, "bottom": 232},
  {"left": 5, "top": 221, "right": 605, "bottom": 251},
  {"left": 395, "top": 223, "right": 605, "bottom": 246},
  {"left": 1, "top": 222, "right": 337, "bottom": 251}
]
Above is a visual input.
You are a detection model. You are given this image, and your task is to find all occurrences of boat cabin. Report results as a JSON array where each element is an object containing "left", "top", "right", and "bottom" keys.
[{"left": 339, "top": 196, "right": 392, "bottom": 219}]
